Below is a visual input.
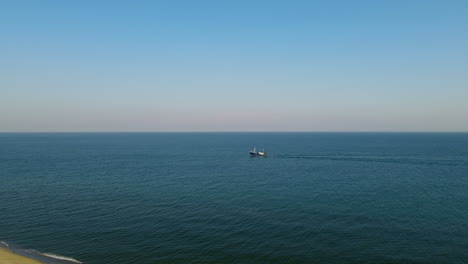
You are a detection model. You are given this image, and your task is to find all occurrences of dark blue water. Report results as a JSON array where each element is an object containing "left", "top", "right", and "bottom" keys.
[{"left": 1, "top": 133, "right": 468, "bottom": 264}]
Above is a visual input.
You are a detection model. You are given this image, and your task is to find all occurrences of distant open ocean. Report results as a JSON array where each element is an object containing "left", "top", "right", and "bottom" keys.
[{"left": 1, "top": 132, "right": 468, "bottom": 264}]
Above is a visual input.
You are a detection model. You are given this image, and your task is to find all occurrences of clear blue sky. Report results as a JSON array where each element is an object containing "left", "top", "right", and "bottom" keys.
[{"left": 1, "top": 0, "right": 467, "bottom": 132}]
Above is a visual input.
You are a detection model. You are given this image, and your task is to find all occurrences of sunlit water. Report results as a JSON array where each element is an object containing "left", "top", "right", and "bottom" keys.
[{"left": 1, "top": 133, "right": 468, "bottom": 264}]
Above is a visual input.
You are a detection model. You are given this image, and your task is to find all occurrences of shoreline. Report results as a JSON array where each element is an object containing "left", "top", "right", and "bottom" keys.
[
  {"left": 0, "top": 242, "right": 82, "bottom": 264},
  {"left": 0, "top": 248, "right": 45, "bottom": 264}
]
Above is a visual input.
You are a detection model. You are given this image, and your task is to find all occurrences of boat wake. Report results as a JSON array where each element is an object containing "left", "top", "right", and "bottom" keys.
[{"left": 277, "top": 154, "right": 468, "bottom": 167}]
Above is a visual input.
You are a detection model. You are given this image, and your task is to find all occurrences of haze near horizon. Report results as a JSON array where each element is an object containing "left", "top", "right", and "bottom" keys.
[{"left": 1, "top": 0, "right": 467, "bottom": 132}]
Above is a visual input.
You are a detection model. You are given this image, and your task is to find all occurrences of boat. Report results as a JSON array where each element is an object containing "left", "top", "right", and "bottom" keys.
[{"left": 250, "top": 147, "right": 267, "bottom": 157}]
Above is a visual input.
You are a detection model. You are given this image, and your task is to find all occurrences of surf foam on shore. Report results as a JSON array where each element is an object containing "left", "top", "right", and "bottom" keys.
[{"left": 0, "top": 241, "right": 82, "bottom": 264}]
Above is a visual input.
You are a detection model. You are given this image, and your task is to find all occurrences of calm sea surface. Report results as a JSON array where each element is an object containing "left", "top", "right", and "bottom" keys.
[{"left": 1, "top": 133, "right": 468, "bottom": 264}]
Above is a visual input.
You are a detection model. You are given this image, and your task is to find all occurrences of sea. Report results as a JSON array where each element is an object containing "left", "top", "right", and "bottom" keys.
[{"left": 1, "top": 132, "right": 468, "bottom": 264}]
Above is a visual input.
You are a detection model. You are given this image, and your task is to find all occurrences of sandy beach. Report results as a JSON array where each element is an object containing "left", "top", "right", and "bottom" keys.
[{"left": 0, "top": 248, "right": 45, "bottom": 264}]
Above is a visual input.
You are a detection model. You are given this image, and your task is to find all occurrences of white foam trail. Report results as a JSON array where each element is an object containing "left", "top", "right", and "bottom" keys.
[
  {"left": 42, "top": 253, "right": 83, "bottom": 263},
  {"left": 0, "top": 241, "right": 9, "bottom": 247}
]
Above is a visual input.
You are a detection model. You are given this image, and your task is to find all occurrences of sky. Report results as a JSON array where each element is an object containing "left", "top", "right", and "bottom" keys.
[{"left": 1, "top": 0, "right": 467, "bottom": 132}]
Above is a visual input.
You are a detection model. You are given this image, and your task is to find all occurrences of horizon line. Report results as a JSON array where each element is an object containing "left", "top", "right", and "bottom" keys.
[{"left": 1, "top": 131, "right": 467, "bottom": 133}]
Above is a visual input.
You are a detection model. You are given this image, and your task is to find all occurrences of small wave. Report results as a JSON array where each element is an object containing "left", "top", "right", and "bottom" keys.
[{"left": 41, "top": 253, "right": 83, "bottom": 263}]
